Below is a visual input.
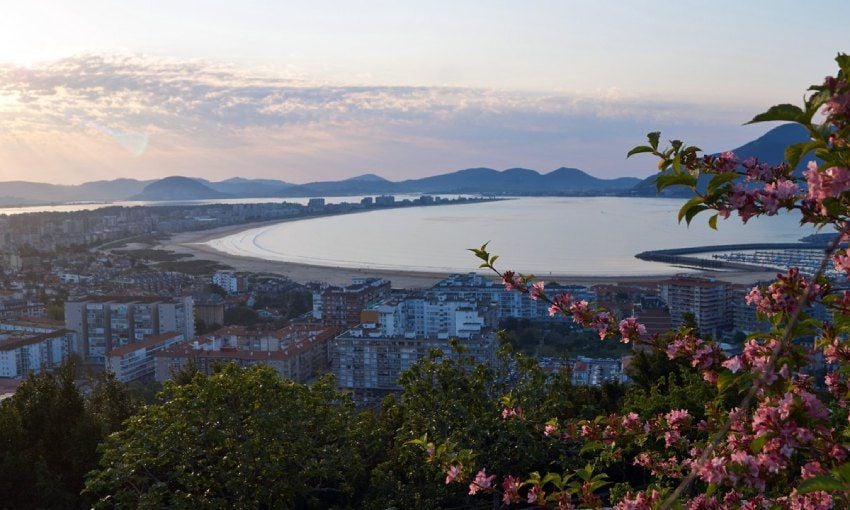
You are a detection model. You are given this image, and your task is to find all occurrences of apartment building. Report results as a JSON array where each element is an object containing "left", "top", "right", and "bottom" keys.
[
  {"left": 310, "top": 278, "right": 391, "bottom": 328},
  {"left": 332, "top": 298, "right": 497, "bottom": 407},
  {"left": 154, "top": 324, "right": 338, "bottom": 383},
  {"left": 429, "top": 273, "right": 595, "bottom": 321},
  {"left": 212, "top": 272, "right": 248, "bottom": 295},
  {"left": 64, "top": 296, "right": 194, "bottom": 364},
  {"left": 106, "top": 331, "right": 185, "bottom": 382},
  {"left": 658, "top": 276, "right": 732, "bottom": 336},
  {"left": 0, "top": 328, "right": 77, "bottom": 378}
]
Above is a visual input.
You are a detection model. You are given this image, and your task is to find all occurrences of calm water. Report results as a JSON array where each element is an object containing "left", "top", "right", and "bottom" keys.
[{"left": 205, "top": 197, "right": 816, "bottom": 276}]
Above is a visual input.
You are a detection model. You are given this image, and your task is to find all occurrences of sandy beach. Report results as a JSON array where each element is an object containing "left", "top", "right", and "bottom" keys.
[{"left": 150, "top": 219, "right": 778, "bottom": 288}]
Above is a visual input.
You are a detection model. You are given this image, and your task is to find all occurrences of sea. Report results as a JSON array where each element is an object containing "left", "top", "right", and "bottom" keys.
[{"left": 201, "top": 197, "right": 815, "bottom": 276}]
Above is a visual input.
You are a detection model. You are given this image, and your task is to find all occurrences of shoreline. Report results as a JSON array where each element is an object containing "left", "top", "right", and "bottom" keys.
[{"left": 150, "top": 218, "right": 779, "bottom": 288}]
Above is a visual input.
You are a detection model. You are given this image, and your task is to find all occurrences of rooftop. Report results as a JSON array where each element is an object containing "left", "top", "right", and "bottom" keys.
[{"left": 108, "top": 331, "right": 183, "bottom": 357}]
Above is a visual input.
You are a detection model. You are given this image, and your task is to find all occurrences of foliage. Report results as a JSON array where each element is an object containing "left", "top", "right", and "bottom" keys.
[
  {"left": 0, "top": 363, "right": 135, "bottom": 509},
  {"left": 449, "top": 52, "right": 850, "bottom": 508},
  {"left": 84, "top": 365, "right": 372, "bottom": 509}
]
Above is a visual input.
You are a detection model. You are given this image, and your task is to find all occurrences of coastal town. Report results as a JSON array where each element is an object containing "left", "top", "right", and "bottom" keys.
[{"left": 0, "top": 195, "right": 832, "bottom": 406}]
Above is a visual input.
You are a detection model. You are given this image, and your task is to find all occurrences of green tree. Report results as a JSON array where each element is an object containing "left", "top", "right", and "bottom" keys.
[
  {"left": 0, "top": 364, "right": 105, "bottom": 509},
  {"left": 85, "top": 364, "right": 370, "bottom": 509}
]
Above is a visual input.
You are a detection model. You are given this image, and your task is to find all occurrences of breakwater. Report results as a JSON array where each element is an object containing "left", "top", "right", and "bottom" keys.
[{"left": 634, "top": 242, "right": 828, "bottom": 271}]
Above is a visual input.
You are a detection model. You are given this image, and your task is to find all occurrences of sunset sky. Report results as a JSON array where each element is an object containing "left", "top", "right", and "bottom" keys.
[{"left": 1, "top": 1, "right": 847, "bottom": 184}]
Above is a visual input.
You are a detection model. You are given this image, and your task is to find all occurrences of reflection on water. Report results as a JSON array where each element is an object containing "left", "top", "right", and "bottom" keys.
[{"left": 204, "top": 197, "right": 814, "bottom": 276}]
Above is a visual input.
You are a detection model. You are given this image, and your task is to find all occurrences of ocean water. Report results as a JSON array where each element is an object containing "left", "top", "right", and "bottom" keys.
[{"left": 204, "top": 197, "right": 816, "bottom": 276}]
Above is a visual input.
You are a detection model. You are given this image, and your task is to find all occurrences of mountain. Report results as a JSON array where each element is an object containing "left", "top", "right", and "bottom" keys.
[
  {"left": 394, "top": 167, "right": 639, "bottom": 194},
  {"left": 278, "top": 167, "right": 640, "bottom": 196},
  {"left": 0, "top": 165, "right": 641, "bottom": 205},
  {"left": 345, "top": 173, "right": 389, "bottom": 182},
  {"left": 0, "top": 179, "right": 152, "bottom": 205},
  {"left": 204, "top": 177, "right": 292, "bottom": 196},
  {"left": 131, "top": 176, "right": 229, "bottom": 201},
  {"left": 77, "top": 179, "right": 152, "bottom": 200},
  {"left": 628, "top": 123, "right": 812, "bottom": 197}
]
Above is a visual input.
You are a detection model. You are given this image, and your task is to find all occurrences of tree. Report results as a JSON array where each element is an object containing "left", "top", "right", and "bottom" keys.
[
  {"left": 85, "top": 364, "right": 372, "bottom": 509},
  {"left": 0, "top": 363, "right": 132, "bottom": 509}
]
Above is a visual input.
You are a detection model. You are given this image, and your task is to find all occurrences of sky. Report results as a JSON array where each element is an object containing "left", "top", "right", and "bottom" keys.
[{"left": 0, "top": 1, "right": 847, "bottom": 185}]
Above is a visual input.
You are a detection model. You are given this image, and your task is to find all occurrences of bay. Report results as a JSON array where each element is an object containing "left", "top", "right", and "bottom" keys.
[{"left": 204, "top": 197, "right": 815, "bottom": 276}]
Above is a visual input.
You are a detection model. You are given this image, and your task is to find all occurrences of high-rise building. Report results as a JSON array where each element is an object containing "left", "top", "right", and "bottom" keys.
[
  {"left": 65, "top": 296, "right": 194, "bottom": 364},
  {"left": 658, "top": 276, "right": 731, "bottom": 336},
  {"left": 332, "top": 295, "right": 496, "bottom": 407}
]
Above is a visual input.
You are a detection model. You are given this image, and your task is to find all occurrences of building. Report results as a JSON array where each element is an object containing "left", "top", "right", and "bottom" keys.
[
  {"left": 65, "top": 296, "right": 194, "bottom": 364},
  {"left": 0, "top": 297, "right": 45, "bottom": 321},
  {"left": 375, "top": 195, "right": 395, "bottom": 206},
  {"left": 310, "top": 278, "right": 391, "bottom": 328},
  {"left": 194, "top": 295, "right": 225, "bottom": 329},
  {"left": 307, "top": 198, "right": 326, "bottom": 212},
  {"left": 332, "top": 297, "right": 497, "bottom": 406},
  {"left": 0, "top": 329, "right": 77, "bottom": 378},
  {"left": 429, "top": 273, "right": 595, "bottom": 322},
  {"left": 106, "top": 331, "right": 185, "bottom": 382},
  {"left": 154, "top": 324, "right": 338, "bottom": 383},
  {"left": 212, "top": 272, "right": 248, "bottom": 295},
  {"left": 658, "top": 276, "right": 731, "bottom": 336},
  {"left": 730, "top": 284, "right": 771, "bottom": 334},
  {"left": 333, "top": 323, "right": 498, "bottom": 408}
]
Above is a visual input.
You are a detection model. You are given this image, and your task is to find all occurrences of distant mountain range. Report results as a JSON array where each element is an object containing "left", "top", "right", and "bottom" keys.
[
  {"left": 0, "top": 124, "right": 812, "bottom": 205},
  {"left": 628, "top": 123, "right": 812, "bottom": 197}
]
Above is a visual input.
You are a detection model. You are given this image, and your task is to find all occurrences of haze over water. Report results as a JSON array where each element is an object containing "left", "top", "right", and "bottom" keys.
[{"left": 205, "top": 197, "right": 814, "bottom": 276}]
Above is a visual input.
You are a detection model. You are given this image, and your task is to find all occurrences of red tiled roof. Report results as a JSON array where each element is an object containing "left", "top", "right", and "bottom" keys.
[{"left": 108, "top": 331, "right": 183, "bottom": 357}]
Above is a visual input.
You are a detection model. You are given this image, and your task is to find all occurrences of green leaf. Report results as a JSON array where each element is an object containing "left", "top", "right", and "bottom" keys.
[
  {"left": 785, "top": 140, "right": 824, "bottom": 168},
  {"left": 716, "top": 370, "right": 738, "bottom": 391},
  {"left": 627, "top": 145, "right": 654, "bottom": 158},
  {"left": 678, "top": 196, "right": 706, "bottom": 224},
  {"left": 707, "top": 172, "right": 739, "bottom": 194},
  {"left": 708, "top": 214, "right": 718, "bottom": 230},
  {"left": 579, "top": 441, "right": 602, "bottom": 455},
  {"left": 749, "top": 435, "right": 768, "bottom": 454},
  {"left": 655, "top": 173, "right": 697, "bottom": 192},
  {"left": 648, "top": 132, "right": 660, "bottom": 150},
  {"left": 836, "top": 52, "right": 850, "bottom": 77},
  {"left": 747, "top": 104, "right": 805, "bottom": 124},
  {"left": 797, "top": 475, "right": 846, "bottom": 494}
]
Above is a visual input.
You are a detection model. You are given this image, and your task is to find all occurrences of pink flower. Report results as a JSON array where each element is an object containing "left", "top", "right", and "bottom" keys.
[
  {"left": 622, "top": 412, "right": 641, "bottom": 431},
  {"left": 568, "top": 300, "right": 591, "bottom": 325},
  {"left": 591, "top": 311, "right": 614, "bottom": 340},
  {"left": 530, "top": 281, "right": 545, "bottom": 300},
  {"left": 805, "top": 160, "right": 850, "bottom": 212},
  {"left": 502, "top": 475, "right": 521, "bottom": 505},
  {"left": 618, "top": 317, "right": 646, "bottom": 343},
  {"left": 445, "top": 464, "right": 460, "bottom": 485},
  {"left": 834, "top": 251, "right": 850, "bottom": 275},
  {"left": 722, "top": 356, "right": 743, "bottom": 373},
  {"left": 548, "top": 292, "right": 573, "bottom": 317},
  {"left": 527, "top": 485, "right": 541, "bottom": 504},
  {"left": 544, "top": 423, "right": 558, "bottom": 436},
  {"left": 501, "top": 271, "right": 523, "bottom": 291},
  {"left": 468, "top": 468, "right": 496, "bottom": 495},
  {"left": 696, "top": 457, "right": 727, "bottom": 485}
]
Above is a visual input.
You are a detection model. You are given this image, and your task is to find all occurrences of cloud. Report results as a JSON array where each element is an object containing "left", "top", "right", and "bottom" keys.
[{"left": 0, "top": 54, "right": 766, "bottom": 184}]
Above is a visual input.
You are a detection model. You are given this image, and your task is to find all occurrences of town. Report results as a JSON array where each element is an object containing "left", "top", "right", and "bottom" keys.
[{"left": 0, "top": 198, "right": 829, "bottom": 406}]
